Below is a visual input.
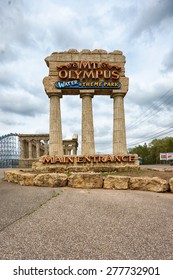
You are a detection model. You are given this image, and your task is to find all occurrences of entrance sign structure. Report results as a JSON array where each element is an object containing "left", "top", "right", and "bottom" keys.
[{"left": 41, "top": 49, "right": 138, "bottom": 172}]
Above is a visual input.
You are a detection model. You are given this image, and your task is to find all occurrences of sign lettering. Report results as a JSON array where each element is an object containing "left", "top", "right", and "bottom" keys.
[
  {"left": 42, "top": 155, "right": 136, "bottom": 164},
  {"left": 55, "top": 61, "right": 121, "bottom": 89}
]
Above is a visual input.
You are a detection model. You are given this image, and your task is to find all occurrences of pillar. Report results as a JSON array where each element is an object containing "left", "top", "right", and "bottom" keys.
[
  {"left": 44, "top": 139, "right": 49, "bottom": 155},
  {"left": 36, "top": 140, "right": 40, "bottom": 158},
  {"left": 72, "top": 145, "right": 77, "bottom": 155},
  {"left": 111, "top": 92, "right": 127, "bottom": 154},
  {"left": 19, "top": 139, "right": 25, "bottom": 159},
  {"left": 80, "top": 90, "right": 95, "bottom": 155},
  {"left": 49, "top": 93, "right": 63, "bottom": 156},
  {"left": 28, "top": 140, "right": 33, "bottom": 159}
]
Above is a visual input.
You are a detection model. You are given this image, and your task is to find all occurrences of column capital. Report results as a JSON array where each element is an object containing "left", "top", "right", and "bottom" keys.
[
  {"left": 110, "top": 91, "right": 126, "bottom": 98},
  {"left": 48, "top": 90, "right": 62, "bottom": 98},
  {"left": 80, "top": 89, "right": 94, "bottom": 98}
]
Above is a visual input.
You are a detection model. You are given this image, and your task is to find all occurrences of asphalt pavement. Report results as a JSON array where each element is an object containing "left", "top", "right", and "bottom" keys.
[{"left": 0, "top": 168, "right": 173, "bottom": 260}]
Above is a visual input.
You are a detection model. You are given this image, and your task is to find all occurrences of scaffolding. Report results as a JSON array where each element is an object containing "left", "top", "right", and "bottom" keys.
[{"left": 0, "top": 133, "right": 20, "bottom": 168}]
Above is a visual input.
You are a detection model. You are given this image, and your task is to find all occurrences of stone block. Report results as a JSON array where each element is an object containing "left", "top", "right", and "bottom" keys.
[
  {"left": 71, "top": 53, "right": 101, "bottom": 61},
  {"left": 104, "top": 175, "right": 129, "bottom": 189},
  {"left": 4, "top": 170, "right": 19, "bottom": 183},
  {"left": 33, "top": 173, "right": 67, "bottom": 188},
  {"left": 4, "top": 170, "right": 37, "bottom": 186},
  {"left": 68, "top": 173, "right": 103, "bottom": 188},
  {"left": 129, "top": 177, "right": 169, "bottom": 192},
  {"left": 169, "top": 177, "right": 173, "bottom": 192},
  {"left": 18, "top": 173, "right": 37, "bottom": 186}
]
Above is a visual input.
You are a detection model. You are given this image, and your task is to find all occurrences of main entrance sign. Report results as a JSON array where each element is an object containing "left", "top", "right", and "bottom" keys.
[
  {"left": 43, "top": 49, "right": 128, "bottom": 96},
  {"left": 42, "top": 49, "right": 134, "bottom": 170},
  {"left": 55, "top": 60, "right": 121, "bottom": 89}
]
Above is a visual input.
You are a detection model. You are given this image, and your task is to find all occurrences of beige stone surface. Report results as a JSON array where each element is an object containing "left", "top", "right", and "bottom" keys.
[
  {"left": 17, "top": 172, "right": 37, "bottom": 186},
  {"left": 3, "top": 170, "right": 172, "bottom": 193},
  {"left": 68, "top": 173, "right": 103, "bottom": 189},
  {"left": 4, "top": 170, "right": 19, "bottom": 183},
  {"left": 4, "top": 170, "right": 37, "bottom": 186},
  {"left": 169, "top": 177, "right": 173, "bottom": 192},
  {"left": 33, "top": 173, "right": 67, "bottom": 188},
  {"left": 49, "top": 94, "right": 63, "bottom": 156},
  {"left": 112, "top": 93, "right": 127, "bottom": 154},
  {"left": 104, "top": 175, "right": 129, "bottom": 189},
  {"left": 129, "top": 176, "right": 169, "bottom": 192},
  {"left": 81, "top": 92, "right": 95, "bottom": 155}
]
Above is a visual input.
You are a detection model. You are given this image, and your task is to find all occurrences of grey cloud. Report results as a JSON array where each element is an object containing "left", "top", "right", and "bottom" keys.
[
  {"left": 0, "top": 91, "right": 48, "bottom": 117},
  {"left": 127, "top": 83, "right": 173, "bottom": 109},
  {"left": 131, "top": 0, "right": 173, "bottom": 38},
  {"left": 162, "top": 49, "right": 173, "bottom": 72},
  {"left": 1, "top": 104, "right": 45, "bottom": 117},
  {"left": 94, "top": 125, "right": 112, "bottom": 138},
  {"left": 0, "top": 117, "right": 24, "bottom": 126},
  {"left": 0, "top": 0, "right": 31, "bottom": 58}
]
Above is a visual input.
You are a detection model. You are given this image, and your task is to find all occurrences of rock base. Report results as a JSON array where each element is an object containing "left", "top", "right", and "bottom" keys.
[{"left": 3, "top": 170, "right": 173, "bottom": 193}]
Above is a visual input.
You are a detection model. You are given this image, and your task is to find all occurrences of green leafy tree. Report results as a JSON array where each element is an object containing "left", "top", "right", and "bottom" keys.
[{"left": 129, "top": 137, "right": 173, "bottom": 164}]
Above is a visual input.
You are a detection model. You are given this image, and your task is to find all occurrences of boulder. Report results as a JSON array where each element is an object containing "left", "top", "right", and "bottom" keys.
[
  {"left": 4, "top": 170, "right": 19, "bottom": 183},
  {"left": 104, "top": 175, "right": 129, "bottom": 189},
  {"left": 18, "top": 172, "right": 37, "bottom": 186},
  {"left": 33, "top": 173, "right": 67, "bottom": 188},
  {"left": 169, "top": 177, "right": 173, "bottom": 193},
  {"left": 129, "top": 176, "right": 169, "bottom": 192},
  {"left": 68, "top": 173, "right": 103, "bottom": 188},
  {"left": 4, "top": 170, "right": 37, "bottom": 186}
]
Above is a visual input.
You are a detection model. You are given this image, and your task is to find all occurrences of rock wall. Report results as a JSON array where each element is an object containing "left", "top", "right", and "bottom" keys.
[{"left": 3, "top": 170, "right": 173, "bottom": 193}]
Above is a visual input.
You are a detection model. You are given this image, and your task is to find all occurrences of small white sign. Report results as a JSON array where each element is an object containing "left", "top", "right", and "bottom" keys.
[{"left": 160, "top": 153, "right": 167, "bottom": 160}]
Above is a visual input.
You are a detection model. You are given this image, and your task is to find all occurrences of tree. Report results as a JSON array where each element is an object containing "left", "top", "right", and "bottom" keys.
[{"left": 129, "top": 137, "right": 173, "bottom": 164}]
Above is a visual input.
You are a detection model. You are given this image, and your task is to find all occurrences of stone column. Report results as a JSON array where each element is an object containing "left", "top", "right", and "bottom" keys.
[
  {"left": 28, "top": 140, "right": 33, "bottom": 159},
  {"left": 80, "top": 90, "right": 95, "bottom": 155},
  {"left": 72, "top": 145, "right": 77, "bottom": 155},
  {"left": 111, "top": 92, "right": 127, "bottom": 154},
  {"left": 49, "top": 93, "right": 63, "bottom": 156},
  {"left": 36, "top": 140, "right": 40, "bottom": 158},
  {"left": 44, "top": 140, "right": 49, "bottom": 155},
  {"left": 19, "top": 139, "right": 25, "bottom": 159}
]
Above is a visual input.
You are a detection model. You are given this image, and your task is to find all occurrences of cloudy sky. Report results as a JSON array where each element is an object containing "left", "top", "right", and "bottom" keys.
[{"left": 0, "top": 0, "right": 173, "bottom": 154}]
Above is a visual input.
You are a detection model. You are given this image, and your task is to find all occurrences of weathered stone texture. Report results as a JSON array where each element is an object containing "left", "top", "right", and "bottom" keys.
[
  {"left": 104, "top": 175, "right": 129, "bottom": 189},
  {"left": 169, "top": 177, "right": 173, "bottom": 192},
  {"left": 33, "top": 173, "right": 67, "bottom": 188},
  {"left": 81, "top": 92, "right": 95, "bottom": 155},
  {"left": 3, "top": 170, "right": 173, "bottom": 193},
  {"left": 4, "top": 170, "right": 19, "bottom": 184},
  {"left": 17, "top": 172, "right": 37, "bottom": 186},
  {"left": 112, "top": 93, "right": 127, "bottom": 154},
  {"left": 49, "top": 94, "right": 63, "bottom": 156},
  {"left": 129, "top": 177, "right": 169, "bottom": 192},
  {"left": 68, "top": 173, "right": 103, "bottom": 189},
  {"left": 4, "top": 170, "right": 37, "bottom": 186}
]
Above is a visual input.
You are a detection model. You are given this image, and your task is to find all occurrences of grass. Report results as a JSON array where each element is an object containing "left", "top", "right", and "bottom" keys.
[{"left": 101, "top": 169, "right": 147, "bottom": 177}]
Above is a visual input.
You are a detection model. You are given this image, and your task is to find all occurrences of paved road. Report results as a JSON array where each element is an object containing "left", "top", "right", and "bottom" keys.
[{"left": 0, "top": 169, "right": 173, "bottom": 259}]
